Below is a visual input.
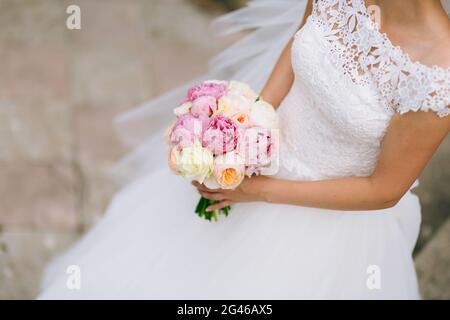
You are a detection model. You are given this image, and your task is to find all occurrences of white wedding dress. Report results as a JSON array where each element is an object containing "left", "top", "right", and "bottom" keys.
[{"left": 39, "top": 0, "right": 449, "bottom": 299}]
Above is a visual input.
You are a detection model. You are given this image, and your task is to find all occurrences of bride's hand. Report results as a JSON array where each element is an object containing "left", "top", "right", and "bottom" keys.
[{"left": 192, "top": 176, "right": 268, "bottom": 211}]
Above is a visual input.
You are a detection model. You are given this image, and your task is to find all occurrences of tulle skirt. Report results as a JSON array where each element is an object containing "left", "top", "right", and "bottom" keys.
[{"left": 38, "top": 165, "right": 421, "bottom": 299}]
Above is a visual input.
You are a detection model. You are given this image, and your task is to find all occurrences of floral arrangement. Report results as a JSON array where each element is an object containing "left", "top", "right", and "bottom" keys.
[{"left": 166, "top": 80, "right": 279, "bottom": 221}]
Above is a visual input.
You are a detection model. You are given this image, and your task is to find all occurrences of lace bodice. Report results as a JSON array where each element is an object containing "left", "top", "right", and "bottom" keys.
[{"left": 277, "top": 0, "right": 450, "bottom": 180}]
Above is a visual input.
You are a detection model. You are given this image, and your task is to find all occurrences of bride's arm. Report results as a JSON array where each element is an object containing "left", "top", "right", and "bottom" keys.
[
  {"left": 195, "top": 111, "right": 449, "bottom": 211},
  {"left": 260, "top": 0, "right": 313, "bottom": 108}
]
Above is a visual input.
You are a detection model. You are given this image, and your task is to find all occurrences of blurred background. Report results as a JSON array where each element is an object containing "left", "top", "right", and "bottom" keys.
[{"left": 0, "top": 0, "right": 448, "bottom": 299}]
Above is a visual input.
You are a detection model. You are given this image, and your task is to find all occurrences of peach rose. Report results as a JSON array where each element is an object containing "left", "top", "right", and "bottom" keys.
[
  {"left": 213, "top": 152, "right": 245, "bottom": 189},
  {"left": 167, "top": 147, "right": 181, "bottom": 175}
]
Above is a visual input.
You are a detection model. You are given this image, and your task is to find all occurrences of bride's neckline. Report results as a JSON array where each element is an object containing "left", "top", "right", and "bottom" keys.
[
  {"left": 307, "top": 0, "right": 449, "bottom": 117},
  {"left": 359, "top": 0, "right": 450, "bottom": 72}
]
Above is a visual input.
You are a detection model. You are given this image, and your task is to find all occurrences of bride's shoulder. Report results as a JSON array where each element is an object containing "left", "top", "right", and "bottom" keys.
[
  {"left": 416, "top": 5, "right": 450, "bottom": 69},
  {"left": 424, "top": 35, "right": 450, "bottom": 70},
  {"left": 390, "top": 33, "right": 450, "bottom": 118}
]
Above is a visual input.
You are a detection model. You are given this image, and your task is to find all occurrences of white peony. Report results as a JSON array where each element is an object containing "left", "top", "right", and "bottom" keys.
[
  {"left": 205, "top": 79, "right": 229, "bottom": 86},
  {"left": 250, "top": 100, "right": 279, "bottom": 129},
  {"left": 173, "top": 101, "right": 192, "bottom": 116},
  {"left": 228, "top": 81, "right": 258, "bottom": 102},
  {"left": 217, "top": 92, "right": 252, "bottom": 118}
]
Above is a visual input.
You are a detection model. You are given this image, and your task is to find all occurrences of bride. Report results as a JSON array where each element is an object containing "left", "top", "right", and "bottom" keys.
[{"left": 39, "top": 0, "right": 449, "bottom": 299}]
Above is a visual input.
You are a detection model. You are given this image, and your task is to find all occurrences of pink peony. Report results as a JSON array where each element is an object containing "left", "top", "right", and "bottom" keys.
[
  {"left": 191, "top": 96, "right": 217, "bottom": 117},
  {"left": 185, "top": 82, "right": 228, "bottom": 102},
  {"left": 238, "top": 127, "right": 274, "bottom": 176},
  {"left": 170, "top": 113, "right": 208, "bottom": 149},
  {"left": 202, "top": 114, "right": 239, "bottom": 155}
]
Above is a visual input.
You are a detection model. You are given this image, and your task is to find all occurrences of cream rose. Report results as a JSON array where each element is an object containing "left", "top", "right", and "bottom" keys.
[
  {"left": 177, "top": 140, "right": 214, "bottom": 183},
  {"left": 250, "top": 100, "right": 279, "bottom": 129}
]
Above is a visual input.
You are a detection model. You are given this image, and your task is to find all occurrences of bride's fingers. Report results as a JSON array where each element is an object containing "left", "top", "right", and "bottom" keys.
[
  {"left": 207, "top": 200, "right": 233, "bottom": 212},
  {"left": 199, "top": 191, "right": 226, "bottom": 201},
  {"left": 191, "top": 181, "right": 201, "bottom": 188},
  {"left": 192, "top": 181, "right": 222, "bottom": 193}
]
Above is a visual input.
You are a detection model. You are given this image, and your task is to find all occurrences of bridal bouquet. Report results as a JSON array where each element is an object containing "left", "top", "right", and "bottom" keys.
[{"left": 166, "top": 80, "right": 279, "bottom": 221}]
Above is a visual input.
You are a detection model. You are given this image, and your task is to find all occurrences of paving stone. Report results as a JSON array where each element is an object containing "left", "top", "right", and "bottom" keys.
[
  {"left": 70, "top": 48, "right": 150, "bottom": 109},
  {"left": 72, "top": 103, "right": 127, "bottom": 228},
  {"left": 0, "top": 101, "right": 72, "bottom": 163},
  {"left": 73, "top": 104, "right": 128, "bottom": 166},
  {"left": 67, "top": 0, "right": 145, "bottom": 50},
  {"left": 145, "top": 40, "right": 216, "bottom": 95},
  {"left": 0, "top": 164, "right": 79, "bottom": 231},
  {"left": 0, "top": 46, "right": 68, "bottom": 105},
  {"left": 416, "top": 218, "right": 450, "bottom": 299},
  {"left": 141, "top": 0, "right": 219, "bottom": 93},
  {"left": 0, "top": 0, "right": 69, "bottom": 48},
  {"left": 0, "top": 231, "right": 78, "bottom": 299},
  {"left": 77, "top": 168, "right": 119, "bottom": 230},
  {"left": 0, "top": 45, "right": 71, "bottom": 163},
  {"left": 142, "top": 0, "right": 216, "bottom": 48},
  {"left": 414, "top": 138, "right": 450, "bottom": 252}
]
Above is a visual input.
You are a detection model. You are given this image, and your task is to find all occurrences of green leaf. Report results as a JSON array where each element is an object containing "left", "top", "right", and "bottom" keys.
[{"left": 195, "top": 197, "right": 204, "bottom": 213}]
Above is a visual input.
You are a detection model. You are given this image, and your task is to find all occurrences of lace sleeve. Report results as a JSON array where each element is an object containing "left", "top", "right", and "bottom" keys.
[
  {"left": 378, "top": 61, "right": 450, "bottom": 118},
  {"left": 311, "top": 0, "right": 450, "bottom": 118}
]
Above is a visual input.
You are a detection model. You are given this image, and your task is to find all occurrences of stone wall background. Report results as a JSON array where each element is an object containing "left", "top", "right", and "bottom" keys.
[{"left": 0, "top": 0, "right": 448, "bottom": 299}]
